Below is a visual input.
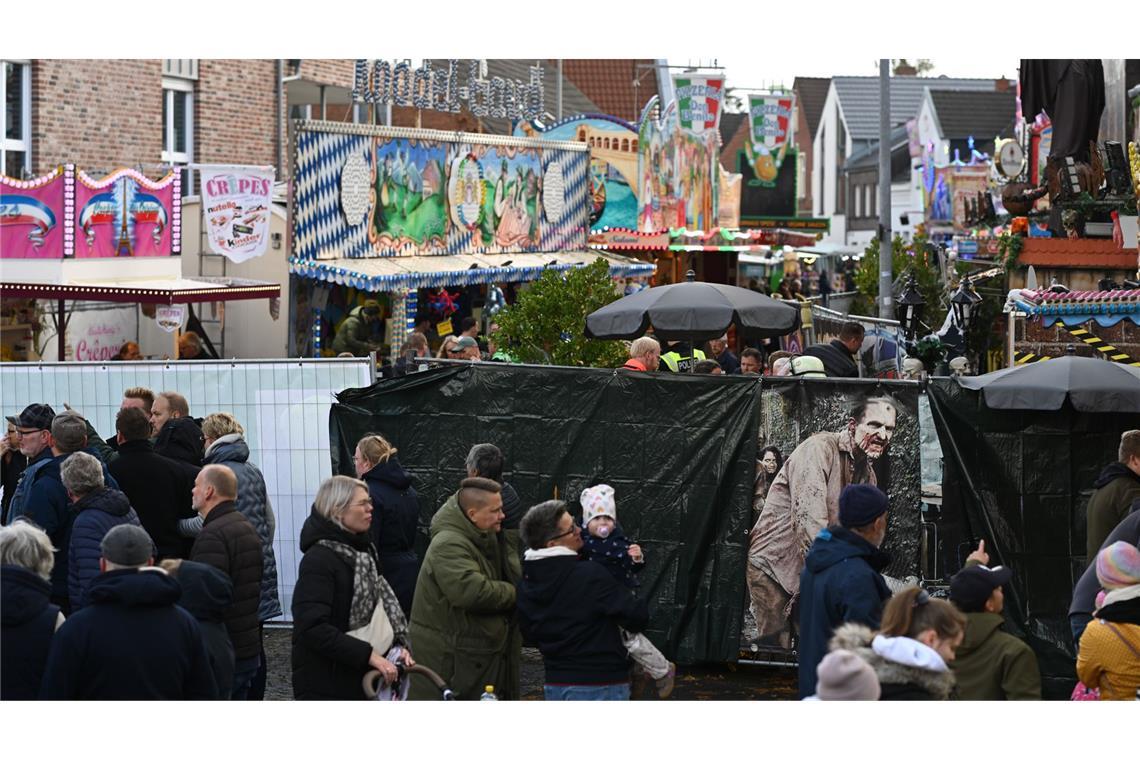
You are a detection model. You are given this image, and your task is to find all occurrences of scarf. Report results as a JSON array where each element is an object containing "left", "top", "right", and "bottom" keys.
[
  {"left": 317, "top": 539, "right": 408, "bottom": 645},
  {"left": 523, "top": 546, "right": 579, "bottom": 560}
]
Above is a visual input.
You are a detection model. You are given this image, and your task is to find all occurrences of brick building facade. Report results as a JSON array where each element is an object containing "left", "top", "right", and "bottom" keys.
[
  {"left": 7, "top": 58, "right": 361, "bottom": 184},
  {"left": 6, "top": 58, "right": 662, "bottom": 185}
]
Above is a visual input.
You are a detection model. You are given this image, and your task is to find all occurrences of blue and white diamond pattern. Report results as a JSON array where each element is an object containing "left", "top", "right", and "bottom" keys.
[
  {"left": 294, "top": 130, "right": 373, "bottom": 261},
  {"left": 540, "top": 148, "right": 588, "bottom": 252}
]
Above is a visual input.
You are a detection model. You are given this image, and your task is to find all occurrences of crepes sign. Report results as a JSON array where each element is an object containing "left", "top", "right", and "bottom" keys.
[{"left": 198, "top": 165, "right": 275, "bottom": 263}]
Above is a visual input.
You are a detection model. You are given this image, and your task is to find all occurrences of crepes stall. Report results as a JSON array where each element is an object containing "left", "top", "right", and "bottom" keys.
[{"left": 1, "top": 165, "right": 280, "bottom": 361}]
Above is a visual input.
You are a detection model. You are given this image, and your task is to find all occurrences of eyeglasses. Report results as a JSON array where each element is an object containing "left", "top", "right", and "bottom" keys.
[
  {"left": 15, "top": 428, "right": 45, "bottom": 437},
  {"left": 550, "top": 524, "right": 580, "bottom": 541}
]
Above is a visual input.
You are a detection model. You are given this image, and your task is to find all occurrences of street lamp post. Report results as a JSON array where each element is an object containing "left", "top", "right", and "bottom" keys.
[
  {"left": 950, "top": 279, "right": 983, "bottom": 372},
  {"left": 896, "top": 272, "right": 926, "bottom": 339}
]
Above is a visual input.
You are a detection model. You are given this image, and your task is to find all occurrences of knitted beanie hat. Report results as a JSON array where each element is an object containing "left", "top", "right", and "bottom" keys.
[
  {"left": 1096, "top": 541, "right": 1140, "bottom": 590},
  {"left": 580, "top": 484, "right": 617, "bottom": 525},
  {"left": 815, "top": 650, "right": 881, "bottom": 701}
]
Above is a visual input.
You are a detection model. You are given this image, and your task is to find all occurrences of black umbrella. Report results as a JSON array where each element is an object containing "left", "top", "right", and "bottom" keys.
[
  {"left": 957, "top": 355, "right": 1140, "bottom": 412},
  {"left": 584, "top": 272, "right": 802, "bottom": 343}
]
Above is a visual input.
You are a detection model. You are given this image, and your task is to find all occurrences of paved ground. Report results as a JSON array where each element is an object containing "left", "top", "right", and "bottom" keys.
[{"left": 265, "top": 626, "right": 798, "bottom": 701}]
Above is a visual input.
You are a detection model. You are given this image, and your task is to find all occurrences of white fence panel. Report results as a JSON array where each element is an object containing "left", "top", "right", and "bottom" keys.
[{"left": 0, "top": 358, "right": 374, "bottom": 622}]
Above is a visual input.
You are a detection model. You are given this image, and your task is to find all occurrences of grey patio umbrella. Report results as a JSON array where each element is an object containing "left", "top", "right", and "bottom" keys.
[
  {"left": 957, "top": 355, "right": 1140, "bottom": 412},
  {"left": 584, "top": 272, "right": 802, "bottom": 343}
]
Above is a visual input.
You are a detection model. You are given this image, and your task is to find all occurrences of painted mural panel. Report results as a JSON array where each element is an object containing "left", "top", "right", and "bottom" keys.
[
  {"left": 0, "top": 166, "right": 68, "bottom": 259},
  {"left": 369, "top": 137, "right": 449, "bottom": 255},
  {"left": 481, "top": 145, "right": 542, "bottom": 251},
  {"left": 2, "top": 166, "right": 179, "bottom": 259},
  {"left": 292, "top": 123, "right": 589, "bottom": 260},
  {"left": 637, "top": 98, "right": 719, "bottom": 233},
  {"left": 515, "top": 116, "right": 640, "bottom": 231},
  {"left": 74, "top": 169, "right": 179, "bottom": 258}
]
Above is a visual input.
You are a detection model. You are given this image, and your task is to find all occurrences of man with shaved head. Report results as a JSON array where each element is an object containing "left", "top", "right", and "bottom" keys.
[
  {"left": 408, "top": 475, "right": 521, "bottom": 700},
  {"left": 189, "top": 463, "right": 264, "bottom": 699}
]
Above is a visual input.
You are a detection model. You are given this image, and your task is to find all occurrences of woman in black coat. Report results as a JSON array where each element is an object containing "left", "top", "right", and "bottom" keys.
[
  {"left": 1, "top": 521, "right": 64, "bottom": 699},
  {"left": 353, "top": 434, "right": 421, "bottom": 616},
  {"left": 292, "top": 476, "right": 413, "bottom": 700}
]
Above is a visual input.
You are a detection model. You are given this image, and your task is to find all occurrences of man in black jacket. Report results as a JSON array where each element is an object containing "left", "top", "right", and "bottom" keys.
[
  {"left": 803, "top": 321, "right": 864, "bottom": 378},
  {"left": 39, "top": 524, "right": 216, "bottom": 699},
  {"left": 516, "top": 500, "right": 649, "bottom": 700},
  {"left": 109, "top": 407, "right": 197, "bottom": 559},
  {"left": 189, "top": 464, "right": 263, "bottom": 699}
]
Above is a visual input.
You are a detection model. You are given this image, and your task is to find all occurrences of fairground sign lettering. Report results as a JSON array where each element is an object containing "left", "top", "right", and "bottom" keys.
[{"left": 352, "top": 60, "right": 545, "bottom": 122}]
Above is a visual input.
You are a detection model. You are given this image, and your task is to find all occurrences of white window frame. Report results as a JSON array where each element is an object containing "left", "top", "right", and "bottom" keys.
[
  {"left": 1, "top": 60, "right": 33, "bottom": 178},
  {"left": 853, "top": 181, "right": 862, "bottom": 218},
  {"left": 161, "top": 76, "right": 194, "bottom": 194}
]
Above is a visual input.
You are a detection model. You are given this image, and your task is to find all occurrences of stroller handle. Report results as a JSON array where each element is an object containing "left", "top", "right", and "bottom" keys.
[{"left": 362, "top": 663, "right": 456, "bottom": 700}]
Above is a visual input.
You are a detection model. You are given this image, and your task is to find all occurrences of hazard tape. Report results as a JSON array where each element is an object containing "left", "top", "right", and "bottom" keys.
[
  {"left": 1055, "top": 322, "right": 1140, "bottom": 366},
  {"left": 1013, "top": 350, "right": 1051, "bottom": 365}
]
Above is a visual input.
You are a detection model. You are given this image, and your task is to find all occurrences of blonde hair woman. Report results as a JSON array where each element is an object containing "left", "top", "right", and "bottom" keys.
[
  {"left": 292, "top": 475, "right": 414, "bottom": 700},
  {"left": 196, "top": 411, "right": 281, "bottom": 700},
  {"left": 437, "top": 335, "right": 459, "bottom": 358},
  {"left": 353, "top": 433, "right": 421, "bottom": 616}
]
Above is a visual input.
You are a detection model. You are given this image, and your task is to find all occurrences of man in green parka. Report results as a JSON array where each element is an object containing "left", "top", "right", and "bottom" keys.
[
  {"left": 331, "top": 300, "right": 382, "bottom": 357},
  {"left": 407, "top": 477, "right": 521, "bottom": 700},
  {"left": 948, "top": 550, "right": 1041, "bottom": 700}
]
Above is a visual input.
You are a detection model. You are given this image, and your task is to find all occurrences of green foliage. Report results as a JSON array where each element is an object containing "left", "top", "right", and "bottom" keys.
[
  {"left": 850, "top": 234, "right": 953, "bottom": 331},
  {"left": 493, "top": 258, "right": 630, "bottom": 368},
  {"left": 891, "top": 59, "right": 935, "bottom": 75},
  {"left": 911, "top": 335, "right": 946, "bottom": 371},
  {"left": 995, "top": 232, "right": 1023, "bottom": 272}
]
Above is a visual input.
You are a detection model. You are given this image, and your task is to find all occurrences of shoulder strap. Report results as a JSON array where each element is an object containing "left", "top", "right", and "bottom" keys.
[{"left": 1103, "top": 621, "right": 1140, "bottom": 658}]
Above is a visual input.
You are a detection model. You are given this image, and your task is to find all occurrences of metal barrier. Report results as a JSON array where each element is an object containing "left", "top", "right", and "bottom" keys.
[{"left": 0, "top": 358, "right": 375, "bottom": 621}]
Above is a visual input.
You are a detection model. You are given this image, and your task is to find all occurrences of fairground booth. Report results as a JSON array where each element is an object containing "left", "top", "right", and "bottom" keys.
[
  {"left": 0, "top": 165, "right": 280, "bottom": 361},
  {"left": 517, "top": 82, "right": 835, "bottom": 350},
  {"left": 287, "top": 120, "right": 654, "bottom": 359}
]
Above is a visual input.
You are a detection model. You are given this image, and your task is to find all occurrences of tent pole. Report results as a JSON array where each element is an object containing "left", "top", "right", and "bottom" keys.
[{"left": 56, "top": 299, "right": 66, "bottom": 361}]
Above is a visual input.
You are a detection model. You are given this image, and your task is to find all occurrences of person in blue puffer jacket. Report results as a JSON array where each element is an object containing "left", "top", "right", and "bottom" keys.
[
  {"left": 179, "top": 413, "right": 280, "bottom": 700},
  {"left": 62, "top": 452, "right": 142, "bottom": 612},
  {"left": 353, "top": 433, "right": 421, "bottom": 617}
]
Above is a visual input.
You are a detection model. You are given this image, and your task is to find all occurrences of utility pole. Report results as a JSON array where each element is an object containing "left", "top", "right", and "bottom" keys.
[
  {"left": 557, "top": 59, "right": 563, "bottom": 121},
  {"left": 878, "top": 59, "right": 893, "bottom": 320}
]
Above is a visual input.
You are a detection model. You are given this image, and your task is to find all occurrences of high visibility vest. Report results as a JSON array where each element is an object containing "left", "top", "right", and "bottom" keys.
[{"left": 660, "top": 348, "right": 707, "bottom": 372}]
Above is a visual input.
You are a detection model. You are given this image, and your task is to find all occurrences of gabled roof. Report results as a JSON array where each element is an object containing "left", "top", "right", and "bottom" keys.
[
  {"left": 720, "top": 112, "right": 747, "bottom": 148},
  {"left": 843, "top": 124, "right": 910, "bottom": 170},
  {"left": 718, "top": 112, "right": 748, "bottom": 168},
  {"left": 832, "top": 76, "right": 1008, "bottom": 140},
  {"left": 928, "top": 89, "right": 1016, "bottom": 139},
  {"left": 793, "top": 77, "right": 830, "bottom": 137},
  {"left": 561, "top": 59, "right": 660, "bottom": 124}
]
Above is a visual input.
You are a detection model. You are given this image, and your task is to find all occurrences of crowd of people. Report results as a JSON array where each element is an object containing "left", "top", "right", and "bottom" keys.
[
  {"left": 1, "top": 391, "right": 279, "bottom": 700},
  {"left": 619, "top": 320, "right": 867, "bottom": 380},
  {"left": 794, "top": 430, "right": 1140, "bottom": 701},
  {"left": 3, "top": 379, "right": 1137, "bottom": 701}
]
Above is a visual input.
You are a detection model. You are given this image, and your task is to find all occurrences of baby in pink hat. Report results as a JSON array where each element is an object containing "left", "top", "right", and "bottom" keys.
[{"left": 579, "top": 484, "right": 676, "bottom": 698}]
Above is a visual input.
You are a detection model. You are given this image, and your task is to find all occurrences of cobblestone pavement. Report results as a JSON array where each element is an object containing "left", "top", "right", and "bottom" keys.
[{"left": 265, "top": 626, "right": 797, "bottom": 701}]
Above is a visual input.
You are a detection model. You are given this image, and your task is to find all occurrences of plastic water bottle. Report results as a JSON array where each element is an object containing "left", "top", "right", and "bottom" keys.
[{"left": 480, "top": 685, "right": 498, "bottom": 701}]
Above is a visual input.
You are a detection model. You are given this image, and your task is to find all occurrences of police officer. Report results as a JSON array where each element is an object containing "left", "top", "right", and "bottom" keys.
[
  {"left": 331, "top": 299, "right": 382, "bottom": 357},
  {"left": 659, "top": 340, "right": 707, "bottom": 373}
]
